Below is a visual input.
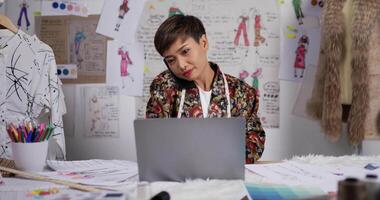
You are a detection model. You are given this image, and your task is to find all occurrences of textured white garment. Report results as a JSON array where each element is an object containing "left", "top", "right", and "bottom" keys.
[
  {"left": 197, "top": 85, "right": 212, "bottom": 118},
  {"left": 0, "top": 29, "right": 66, "bottom": 159},
  {"left": 149, "top": 179, "right": 249, "bottom": 200}
]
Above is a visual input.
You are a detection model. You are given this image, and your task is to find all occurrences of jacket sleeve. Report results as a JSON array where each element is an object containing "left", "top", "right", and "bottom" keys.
[
  {"left": 245, "top": 88, "right": 265, "bottom": 164},
  {"left": 145, "top": 76, "right": 175, "bottom": 118},
  {"left": 47, "top": 49, "right": 66, "bottom": 160}
]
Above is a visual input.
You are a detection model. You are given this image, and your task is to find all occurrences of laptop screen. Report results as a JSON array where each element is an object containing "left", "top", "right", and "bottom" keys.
[{"left": 134, "top": 117, "right": 245, "bottom": 182}]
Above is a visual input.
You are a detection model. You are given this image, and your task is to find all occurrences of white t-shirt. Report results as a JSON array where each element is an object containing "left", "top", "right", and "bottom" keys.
[{"left": 197, "top": 86, "right": 212, "bottom": 118}]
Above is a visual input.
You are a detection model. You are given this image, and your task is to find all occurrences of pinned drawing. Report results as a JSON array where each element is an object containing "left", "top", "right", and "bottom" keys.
[
  {"left": 251, "top": 68, "right": 263, "bottom": 95},
  {"left": 106, "top": 41, "right": 144, "bottom": 96},
  {"left": 17, "top": 0, "right": 30, "bottom": 30},
  {"left": 74, "top": 31, "right": 86, "bottom": 67},
  {"left": 294, "top": 34, "right": 309, "bottom": 78},
  {"left": 252, "top": 9, "right": 266, "bottom": 47},
  {"left": 239, "top": 68, "right": 263, "bottom": 95},
  {"left": 168, "top": 2, "right": 184, "bottom": 17},
  {"left": 89, "top": 95, "right": 102, "bottom": 132},
  {"left": 115, "top": 0, "right": 130, "bottom": 31},
  {"left": 234, "top": 11, "right": 250, "bottom": 46},
  {"left": 279, "top": 0, "right": 321, "bottom": 81},
  {"left": 118, "top": 46, "right": 134, "bottom": 87},
  {"left": 96, "top": 0, "right": 145, "bottom": 43},
  {"left": 84, "top": 86, "right": 120, "bottom": 137},
  {"left": 292, "top": 0, "right": 304, "bottom": 25}
]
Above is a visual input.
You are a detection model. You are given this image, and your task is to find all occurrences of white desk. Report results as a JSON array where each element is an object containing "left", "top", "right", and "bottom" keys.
[{"left": 3, "top": 155, "right": 379, "bottom": 200}]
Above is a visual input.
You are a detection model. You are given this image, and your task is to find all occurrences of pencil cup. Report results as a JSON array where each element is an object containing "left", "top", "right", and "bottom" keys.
[{"left": 11, "top": 141, "right": 48, "bottom": 172}]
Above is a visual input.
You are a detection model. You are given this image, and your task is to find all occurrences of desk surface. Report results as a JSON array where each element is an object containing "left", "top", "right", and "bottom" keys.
[
  {"left": 5, "top": 155, "right": 377, "bottom": 200},
  {"left": 1, "top": 167, "right": 329, "bottom": 200}
]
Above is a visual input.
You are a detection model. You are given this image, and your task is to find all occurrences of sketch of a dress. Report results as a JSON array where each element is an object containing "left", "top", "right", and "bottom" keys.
[
  {"left": 118, "top": 47, "right": 133, "bottom": 87},
  {"left": 294, "top": 35, "right": 309, "bottom": 78},
  {"left": 115, "top": 0, "right": 130, "bottom": 31}
]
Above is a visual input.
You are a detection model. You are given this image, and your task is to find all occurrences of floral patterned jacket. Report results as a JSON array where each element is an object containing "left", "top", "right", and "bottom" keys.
[{"left": 146, "top": 62, "right": 265, "bottom": 163}]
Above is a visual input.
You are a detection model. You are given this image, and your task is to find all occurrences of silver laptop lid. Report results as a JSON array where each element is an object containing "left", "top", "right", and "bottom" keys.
[{"left": 134, "top": 117, "right": 245, "bottom": 182}]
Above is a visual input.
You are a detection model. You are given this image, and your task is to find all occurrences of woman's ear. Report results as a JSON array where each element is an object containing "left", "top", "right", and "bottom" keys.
[{"left": 200, "top": 34, "right": 209, "bottom": 50}]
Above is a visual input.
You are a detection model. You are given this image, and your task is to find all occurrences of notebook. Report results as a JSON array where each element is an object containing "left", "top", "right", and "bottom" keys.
[{"left": 134, "top": 117, "right": 245, "bottom": 182}]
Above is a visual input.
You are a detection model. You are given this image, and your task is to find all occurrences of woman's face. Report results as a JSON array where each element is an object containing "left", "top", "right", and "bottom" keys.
[{"left": 162, "top": 35, "right": 209, "bottom": 82}]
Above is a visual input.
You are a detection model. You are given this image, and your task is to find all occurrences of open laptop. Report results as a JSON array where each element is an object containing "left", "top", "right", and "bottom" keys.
[{"left": 134, "top": 117, "right": 245, "bottom": 182}]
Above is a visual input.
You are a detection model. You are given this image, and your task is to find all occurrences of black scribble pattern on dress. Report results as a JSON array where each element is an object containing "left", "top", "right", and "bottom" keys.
[{"left": 5, "top": 42, "right": 29, "bottom": 102}]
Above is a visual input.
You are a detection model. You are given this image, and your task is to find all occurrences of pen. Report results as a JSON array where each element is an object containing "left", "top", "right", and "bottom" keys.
[
  {"left": 31, "top": 125, "right": 36, "bottom": 142},
  {"left": 41, "top": 124, "right": 51, "bottom": 141},
  {"left": 26, "top": 130, "right": 33, "bottom": 143},
  {"left": 33, "top": 129, "right": 40, "bottom": 142},
  {"left": 18, "top": 126, "right": 22, "bottom": 142},
  {"left": 6, "top": 126, "right": 15, "bottom": 142},
  {"left": 46, "top": 126, "right": 54, "bottom": 140},
  {"left": 35, "top": 124, "right": 45, "bottom": 142},
  {"left": 9, "top": 124, "right": 19, "bottom": 142}
]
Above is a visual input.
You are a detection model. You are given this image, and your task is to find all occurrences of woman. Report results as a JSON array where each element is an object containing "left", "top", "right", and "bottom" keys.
[{"left": 146, "top": 15, "right": 265, "bottom": 164}]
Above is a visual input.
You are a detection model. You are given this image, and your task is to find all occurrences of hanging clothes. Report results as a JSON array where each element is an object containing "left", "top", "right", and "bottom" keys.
[
  {"left": 306, "top": 0, "right": 380, "bottom": 144},
  {"left": 0, "top": 29, "right": 66, "bottom": 159}
]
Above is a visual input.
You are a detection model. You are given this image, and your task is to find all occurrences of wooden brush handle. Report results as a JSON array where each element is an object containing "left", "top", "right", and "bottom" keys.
[{"left": 0, "top": 166, "right": 103, "bottom": 192}]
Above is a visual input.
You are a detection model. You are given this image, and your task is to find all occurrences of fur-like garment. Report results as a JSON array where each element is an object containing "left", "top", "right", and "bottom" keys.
[{"left": 307, "top": 0, "right": 380, "bottom": 145}]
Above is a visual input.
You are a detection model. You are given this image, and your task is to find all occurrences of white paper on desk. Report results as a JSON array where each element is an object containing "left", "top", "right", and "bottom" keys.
[
  {"left": 96, "top": 0, "right": 146, "bottom": 43},
  {"left": 40, "top": 160, "right": 138, "bottom": 187},
  {"left": 246, "top": 161, "right": 341, "bottom": 192}
]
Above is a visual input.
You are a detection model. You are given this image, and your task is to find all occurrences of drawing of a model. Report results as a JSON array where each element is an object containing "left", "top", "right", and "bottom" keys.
[
  {"left": 18, "top": 0, "right": 30, "bottom": 30},
  {"left": 89, "top": 96, "right": 101, "bottom": 132},
  {"left": 253, "top": 15, "right": 265, "bottom": 46},
  {"left": 239, "top": 68, "right": 262, "bottom": 95},
  {"left": 292, "top": 0, "right": 304, "bottom": 25},
  {"left": 294, "top": 35, "right": 309, "bottom": 78},
  {"left": 118, "top": 47, "right": 133, "bottom": 87},
  {"left": 234, "top": 13, "right": 250, "bottom": 46},
  {"left": 74, "top": 31, "right": 86, "bottom": 66},
  {"left": 115, "top": 0, "right": 130, "bottom": 31}
]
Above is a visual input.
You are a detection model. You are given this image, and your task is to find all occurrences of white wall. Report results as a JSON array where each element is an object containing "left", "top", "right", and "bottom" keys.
[
  {"left": 363, "top": 140, "right": 380, "bottom": 156},
  {"left": 3, "top": 0, "right": 378, "bottom": 161}
]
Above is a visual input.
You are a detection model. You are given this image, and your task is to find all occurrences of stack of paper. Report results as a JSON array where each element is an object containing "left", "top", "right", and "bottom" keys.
[
  {"left": 246, "top": 161, "right": 341, "bottom": 192},
  {"left": 38, "top": 159, "right": 138, "bottom": 190}
]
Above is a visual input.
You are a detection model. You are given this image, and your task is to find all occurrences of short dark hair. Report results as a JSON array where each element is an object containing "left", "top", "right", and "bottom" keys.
[{"left": 154, "top": 15, "right": 206, "bottom": 56}]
